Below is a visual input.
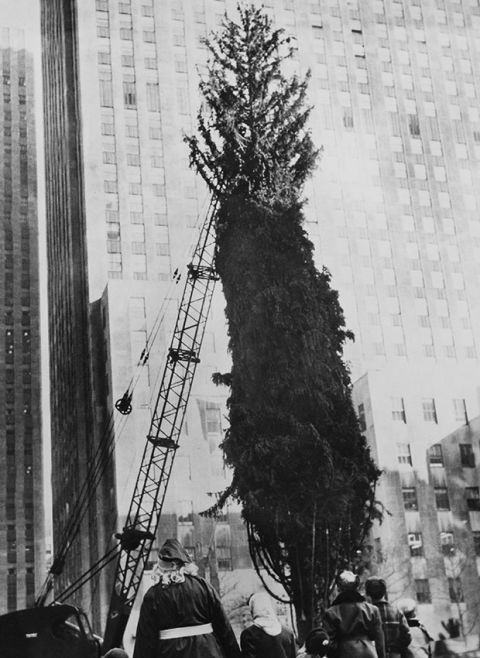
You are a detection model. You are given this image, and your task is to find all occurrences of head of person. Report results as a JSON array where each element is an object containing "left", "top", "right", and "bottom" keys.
[
  {"left": 153, "top": 538, "right": 197, "bottom": 584},
  {"left": 397, "top": 598, "right": 418, "bottom": 620},
  {"left": 248, "top": 592, "right": 282, "bottom": 636},
  {"left": 365, "top": 577, "right": 387, "bottom": 602},
  {"left": 336, "top": 570, "right": 360, "bottom": 592},
  {"left": 305, "top": 628, "right": 330, "bottom": 657}
]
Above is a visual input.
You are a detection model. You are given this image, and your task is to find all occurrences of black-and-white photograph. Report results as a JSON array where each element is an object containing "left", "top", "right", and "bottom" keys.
[{"left": 0, "top": 1, "right": 480, "bottom": 657}]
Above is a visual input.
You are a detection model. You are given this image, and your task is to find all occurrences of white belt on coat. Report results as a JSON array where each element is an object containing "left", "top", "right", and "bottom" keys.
[{"left": 159, "top": 622, "right": 213, "bottom": 640}]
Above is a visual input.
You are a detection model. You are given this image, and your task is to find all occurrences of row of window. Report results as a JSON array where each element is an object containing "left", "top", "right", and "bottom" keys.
[
  {"left": 402, "top": 485, "right": 480, "bottom": 512},
  {"left": 101, "top": 121, "right": 163, "bottom": 139},
  {"left": 6, "top": 567, "right": 35, "bottom": 611},
  {"left": 99, "top": 79, "right": 160, "bottom": 111},
  {"left": 413, "top": 577, "right": 463, "bottom": 604},
  {"left": 396, "top": 442, "right": 476, "bottom": 469},
  {"left": 408, "top": 530, "right": 480, "bottom": 558},
  {"left": 358, "top": 397, "right": 468, "bottom": 428},
  {"left": 106, "top": 209, "right": 167, "bottom": 226}
]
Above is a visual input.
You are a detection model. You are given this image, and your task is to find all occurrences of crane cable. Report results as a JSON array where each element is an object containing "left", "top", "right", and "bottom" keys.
[
  {"left": 117, "top": 193, "right": 212, "bottom": 407},
  {"left": 54, "top": 544, "right": 121, "bottom": 604}
]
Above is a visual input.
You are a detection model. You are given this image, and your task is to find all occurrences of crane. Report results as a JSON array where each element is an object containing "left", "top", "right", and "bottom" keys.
[{"left": 1, "top": 197, "right": 220, "bottom": 657}]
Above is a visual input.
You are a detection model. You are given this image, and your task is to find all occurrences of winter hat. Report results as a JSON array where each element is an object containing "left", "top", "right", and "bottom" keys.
[
  {"left": 336, "top": 570, "right": 360, "bottom": 591},
  {"left": 157, "top": 538, "right": 192, "bottom": 570},
  {"left": 305, "top": 628, "right": 330, "bottom": 656},
  {"left": 249, "top": 592, "right": 282, "bottom": 637},
  {"left": 365, "top": 578, "right": 387, "bottom": 601},
  {"left": 397, "top": 598, "right": 417, "bottom": 618}
]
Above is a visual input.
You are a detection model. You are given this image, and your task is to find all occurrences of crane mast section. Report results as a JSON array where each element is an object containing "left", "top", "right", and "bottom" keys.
[{"left": 102, "top": 201, "right": 220, "bottom": 650}]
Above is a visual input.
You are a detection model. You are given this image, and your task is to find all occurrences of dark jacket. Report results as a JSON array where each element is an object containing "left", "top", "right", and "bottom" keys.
[
  {"left": 133, "top": 574, "right": 241, "bottom": 658},
  {"left": 371, "top": 599, "right": 411, "bottom": 658},
  {"left": 323, "top": 591, "right": 385, "bottom": 658},
  {"left": 240, "top": 624, "right": 296, "bottom": 658}
]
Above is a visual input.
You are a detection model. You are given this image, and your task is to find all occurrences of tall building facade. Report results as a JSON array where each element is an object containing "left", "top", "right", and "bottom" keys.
[
  {"left": 0, "top": 29, "right": 44, "bottom": 614},
  {"left": 41, "top": 0, "right": 480, "bottom": 641}
]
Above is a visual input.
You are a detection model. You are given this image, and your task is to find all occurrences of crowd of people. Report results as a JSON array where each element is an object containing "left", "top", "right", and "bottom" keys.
[{"left": 105, "top": 539, "right": 449, "bottom": 658}]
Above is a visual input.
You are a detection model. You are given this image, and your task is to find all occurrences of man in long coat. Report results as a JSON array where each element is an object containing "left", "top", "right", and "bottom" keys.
[{"left": 133, "top": 538, "right": 241, "bottom": 658}]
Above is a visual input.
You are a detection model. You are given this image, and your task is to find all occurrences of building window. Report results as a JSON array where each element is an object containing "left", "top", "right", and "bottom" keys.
[
  {"left": 119, "top": 2, "right": 131, "bottom": 13},
  {"left": 453, "top": 398, "right": 468, "bottom": 424},
  {"left": 156, "top": 243, "right": 169, "bottom": 256},
  {"left": 121, "top": 53, "right": 134, "bottom": 67},
  {"left": 473, "top": 532, "right": 480, "bottom": 556},
  {"left": 99, "top": 78, "right": 113, "bottom": 107},
  {"left": 127, "top": 152, "right": 140, "bottom": 166},
  {"left": 397, "top": 443, "right": 412, "bottom": 466},
  {"left": 178, "top": 500, "right": 193, "bottom": 524},
  {"left": 7, "top": 569, "right": 16, "bottom": 612},
  {"left": 146, "top": 83, "right": 160, "bottom": 111},
  {"left": 448, "top": 578, "right": 464, "bottom": 603},
  {"left": 408, "top": 532, "right": 423, "bottom": 557},
  {"left": 460, "top": 444, "right": 475, "bottom": 468},
  {"left": 145, "top": 57, "right": 157, "bottom": 69},
  {"left": 98, "top": 51, "right": 111, "bottom": 64},
  {"left": 120, "top": 27, "right": 133, "bottom": 40},
  {"left": 434, "top": 487, "right": 450, "bottom": 510},
  {"left": 126, "top": 124, "right": 139, "bottom": 138},
  {"left": 402, "top": 487, "right": 418, "bottom": 511},
  {"left": 129, "top": 182, "right": 142, "bottom": 195},
  {"left": 466, "top": 486, "right": 480, "bottom": 511},
  {"left": 101, "top": 121, "right": 115, "bottom": 135},
  {"left": 415, "top": 579, "right": 431, "bottom": 603},
  {"left": 422, "top": 398, "right": 437, "bottom": 423},
  {"left": 206, "top": 402, "right": 222, "bottom": 434},
  {"left": 357, "top": 403, "right": 366, "bottom": 431},
  {"left": 104, "top": 179, "right": 118, "bottom": 193},
  {"left": 130, "top": 211, "right": 143, "bottom": 224},
  {"left": 103, "top": 151, "right": 116, "bottom": 164},
  {"left": 391, "top": 397, "right": 406, "bottom": 422},
  {"left": 97, "top": 24, "right": 110, "bottom": 38},
  {"left": 154, "top": 213, "right": 167, "bottom": 226},
  {"left": 428, "top": 444, "right": 443, "bottom": 466},
  {"left": 409, "top": 115, "right": 420, "bottom": 135},
  {"left": 123, "top": 81, "right": 136, "bottom": 107},
  {"left": 440, "top": 531, "right": 455, "bottom": 556},
  {"left": 143, "top": 30, "right": 155, "bottom": 43}
]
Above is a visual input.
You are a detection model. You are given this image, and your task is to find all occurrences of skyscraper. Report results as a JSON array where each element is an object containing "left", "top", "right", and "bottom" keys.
[
  {"left": 41, "top": 0, "right": 480, "bottom": 639},
  {"left": 0, "top": 28, "right": 44, "bottom": 614}
]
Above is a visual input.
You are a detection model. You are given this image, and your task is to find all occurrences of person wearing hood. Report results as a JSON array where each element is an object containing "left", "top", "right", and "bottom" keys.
[
  {"left": 240, "top": 591, "right": 297, "bottom": 658},
  {"left": 133, "top": 538, "right": 241, "bottom": 658},
  {"left": 323, "top": 571, "right": 385, "bottom": 658},
  {"left": 396, "top": 599, "right": 433, "bottom": 658}
]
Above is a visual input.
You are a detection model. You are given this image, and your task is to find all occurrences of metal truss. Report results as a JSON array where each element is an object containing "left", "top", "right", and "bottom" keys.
[{"left": 102, "top": 197, "right": 219, "bottom": 651}]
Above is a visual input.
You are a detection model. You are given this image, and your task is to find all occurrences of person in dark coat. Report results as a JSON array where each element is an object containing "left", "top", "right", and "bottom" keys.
[
  {"left": 365, "top": 578, "right": 411, "bottom": 658},
  {"left": 240, "top": 592, "right": 296, "bottom": 658},
  {"left": 133, "top": 538, "right": 241, "bottom": 658},
  {"left": 323, "top": 571, "right": 385, "bottom": 658}
]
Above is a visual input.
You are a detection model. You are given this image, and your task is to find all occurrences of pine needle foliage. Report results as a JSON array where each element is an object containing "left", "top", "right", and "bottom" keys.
[{"left": 185, "top": 4, "right": 380, "bottom": 634}]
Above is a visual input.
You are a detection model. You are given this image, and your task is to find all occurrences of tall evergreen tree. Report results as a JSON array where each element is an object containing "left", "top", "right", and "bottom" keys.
[{"left": 185, "top": 5, "right": 380, "bottom": 635}]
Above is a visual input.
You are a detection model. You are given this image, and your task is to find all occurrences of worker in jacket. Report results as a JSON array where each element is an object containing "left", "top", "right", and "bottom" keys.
[
  {"left": 133, "top": 538, "right": 241, "bottom": 658},
  {"left": 365, "top": 578, "right": 411, "bottom": 658},
  {"left": 323, "top": 571, "right": 385, "bottom": 658}
]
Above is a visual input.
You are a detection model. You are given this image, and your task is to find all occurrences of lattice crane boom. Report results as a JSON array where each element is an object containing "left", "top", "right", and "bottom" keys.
[{"left": 102, "top": 199, "right": 219, "bottom": 652}]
